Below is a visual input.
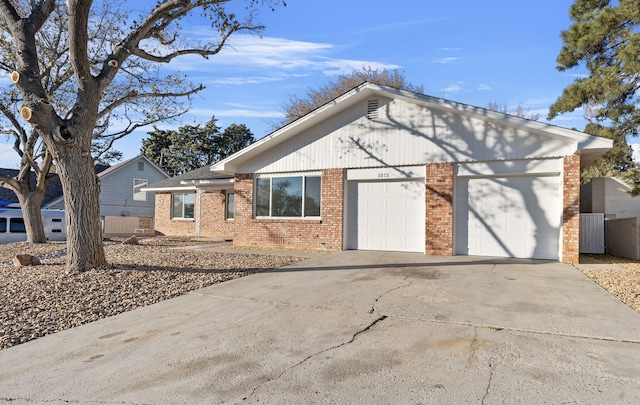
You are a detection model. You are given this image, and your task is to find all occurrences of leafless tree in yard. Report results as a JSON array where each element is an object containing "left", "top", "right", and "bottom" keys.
[{"left": 0, "top": 0, "right": 282, "bottom": 272}]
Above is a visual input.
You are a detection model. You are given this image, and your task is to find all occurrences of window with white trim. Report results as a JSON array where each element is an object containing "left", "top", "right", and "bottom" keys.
[
  {"left": 172, "top": 192, "right": 195, "bottom": 219},
  {"left": 133, "top": 178, "right": 148, "bottom": 201},
  {"left": 255, "top": 175, "right": 321, "bottom": 218},
  {"left": 226, "top": 193, "right": 235, "bottom": 220}
]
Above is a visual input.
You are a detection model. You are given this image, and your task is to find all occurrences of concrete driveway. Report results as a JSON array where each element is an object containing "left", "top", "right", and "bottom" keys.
[{"left": 1, "top": 251, "right": 640, "bottom": 404}]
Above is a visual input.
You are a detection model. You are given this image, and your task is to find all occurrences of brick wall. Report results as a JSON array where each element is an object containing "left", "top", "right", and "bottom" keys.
[
  {"left": 562, "top": 155, "right": 581, "bottom": 263},
  {"left": 233, "top": 169, "right": 344, "bottom": 251},
  {"left": 154, "top": 192, "right": 196, "bottom": 237},
  {"left": 199, "top": 190, "right": 234, "bottom": 239},
  {"left": 425, "top": 162, "right": 454, "bottom": 255},
  {"left": 153, "top": 191, "right": 233, "bottom": 239}
]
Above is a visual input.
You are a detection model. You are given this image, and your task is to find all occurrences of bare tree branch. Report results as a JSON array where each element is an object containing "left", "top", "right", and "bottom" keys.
[
  {"left": 97, "top": 84, "right": 204, "bottom": 120},
  {"left": 0, "top": 173, "right": 21, "bottom": 193},
  {"left": 0, "top": 102, "right": 28, "bottom": 148},
  {"left": 68, "top": 0, "right": 93, "bottom": 91}
]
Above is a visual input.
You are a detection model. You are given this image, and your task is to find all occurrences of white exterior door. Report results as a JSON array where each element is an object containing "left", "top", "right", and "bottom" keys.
[
  {"left": 455, "top": 176, "right": 562, "bottom": 260},
  {"left": 347, "top": 179, "right": 425, "bottom": 252}
]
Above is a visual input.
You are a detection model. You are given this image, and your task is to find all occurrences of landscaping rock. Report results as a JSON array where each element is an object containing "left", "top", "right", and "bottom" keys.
[
  {"left": 0, "top": 237, "right": 306, "bottom": 350},
  {"left": 122, "top": 236, "right": 139, "bottom": 245},
  {"left": 13, "top": 254, "right": 41, "bottom": 267}
]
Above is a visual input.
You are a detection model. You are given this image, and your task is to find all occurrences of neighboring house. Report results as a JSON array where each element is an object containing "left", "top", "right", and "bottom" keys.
[
  {"left": 0, "top": 168, "right": 65, "bottom": 208},
  {"left": 47, "top": 155, "right": 168, "bottom": 218},
  {"left": 581, "top": 177, "right": 640, "bottom": 219},
  {"left": 580, "top": 177, "right": 640, "bottom": 259},
  {"left": 147, "top": 83, "right": 612, "bottom": 263},
  {"left": 144, "top": 166, "right": 235, "bottom": 239}
]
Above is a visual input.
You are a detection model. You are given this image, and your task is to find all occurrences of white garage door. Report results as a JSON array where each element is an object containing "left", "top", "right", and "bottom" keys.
[
  {"left": 347, "top": 179, "right": 425, "bottom": 253},
  {"left": 455, "top": 176, "right": 562, "bottom": 260}
]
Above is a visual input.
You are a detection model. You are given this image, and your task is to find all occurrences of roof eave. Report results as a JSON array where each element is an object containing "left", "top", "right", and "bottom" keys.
[{"left": 142, "top": 185, "right": 197, "bottom": 193}]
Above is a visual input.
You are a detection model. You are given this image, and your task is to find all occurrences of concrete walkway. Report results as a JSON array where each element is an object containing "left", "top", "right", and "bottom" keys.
[{"left": 1, "top": 251, "right": 640, "bottom": 404}]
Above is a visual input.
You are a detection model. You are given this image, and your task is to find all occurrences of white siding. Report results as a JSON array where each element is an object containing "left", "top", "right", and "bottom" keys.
[
  {"left": 99, "top": 158, "right": 168, "bottom": 217},
  {"left": 236, "top": 98, "right": 575, "bottom": 174}
]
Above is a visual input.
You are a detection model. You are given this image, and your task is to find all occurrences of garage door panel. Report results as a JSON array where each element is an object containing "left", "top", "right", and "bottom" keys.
[
  {"left": 348, "top": 179, "right": 425, "bottom": 253},
  {"left": 456, "top": 176, "right": 561, "bottom": 260}
]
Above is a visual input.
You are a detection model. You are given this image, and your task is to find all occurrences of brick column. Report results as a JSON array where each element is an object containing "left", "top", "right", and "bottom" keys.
[
  {"left": 320, "top": 169, "right": 345, "bottom": 250},
  {"left": 562, "top": 155, "right": 581, "bottom": 263},
  {"left": 233, "top": 174, "right": 254, "bottom": 246},
  {"left": 425, "top": 163, "right": 454, "bottom": 255}
]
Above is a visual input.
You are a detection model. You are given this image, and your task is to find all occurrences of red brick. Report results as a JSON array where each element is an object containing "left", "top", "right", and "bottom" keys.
[
  {"left": 233, "top": 170, "right": 344, "bottom": 251},
  {"left": 425, "top": 163, "right": 454, "bottom": 255},
  {"left": 562, "top": 155, "right": 580, "bottom": 263}
]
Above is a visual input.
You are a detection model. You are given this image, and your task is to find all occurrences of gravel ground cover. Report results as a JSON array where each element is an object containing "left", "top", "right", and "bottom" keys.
[
  {"left": 580, "top": 254, "right": 640, "bottom": 313},
  {"left": 0, "top": 237, "right": 306, "bottom": 350},
  {"left": 2, "top": 238, "right": 639, "bottom": 351}
]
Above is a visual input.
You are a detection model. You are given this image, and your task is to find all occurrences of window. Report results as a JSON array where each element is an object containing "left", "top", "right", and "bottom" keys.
[
  {"left": 133, "top": 178, "right": 148, "bottom": 201},
  {"left": 0, "top": 218, "right": 5, "bottom": 233},
  {"left": 226, "top": 193, "right": 235, "bottom": 220},
  {"left": 138, "top": 162, "right": 144, "bottom": 171},
  {"left": 255, "top": 175, "right": 321, "bottom": 218},
  {"left": 10, "top": 218, "right": 26, "bottom": 233},
  {"left": 172, "top": 193, "right": 194, "bottom": 219}
]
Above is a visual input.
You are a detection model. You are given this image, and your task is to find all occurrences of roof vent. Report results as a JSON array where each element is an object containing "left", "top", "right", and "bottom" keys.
[{"left": 367, "top": 99, "right": 379, "bottom": 120}]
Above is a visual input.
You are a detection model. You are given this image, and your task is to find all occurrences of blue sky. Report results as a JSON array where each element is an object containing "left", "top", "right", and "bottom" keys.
[{"left": 1, "top": 0, "right": 630, "bottom": 168}]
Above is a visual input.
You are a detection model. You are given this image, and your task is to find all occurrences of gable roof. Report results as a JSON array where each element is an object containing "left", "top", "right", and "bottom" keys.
[
  {"left": 98, "top": 155, "right": 168, "bottom": 180},
  {"left": 0, "top": 164, "right": 109, "bottom": 206},
  {"left": 144, "top": 165, "right": 233, "bottom": 192},
  {"left": 211, "top": 82, "right": 612, "bottom": 174}
]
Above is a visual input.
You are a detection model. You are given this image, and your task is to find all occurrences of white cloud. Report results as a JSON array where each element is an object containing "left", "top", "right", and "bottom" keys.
[
  {"left": 432, "top": 57, "right": 459, "bottom": 64},
  {"left": 0, "top": 143, "right": 20, "bottom": 169},
  {"left": 166, "top": 33, "right": 401, "bottom": 81},
  {"left": 477, "top": 84, "right": 492, "bottom": 91},
  {"left": 0, "top": 73, "right": 10, "bottom": 86},
  {"left": 320, "top": 58, "right": 400, "bottom": 76},
  {"left": 442, "top": 82, "right": 464, "bottom": 93},
  {"left": 190, "top": 107, "right": 284, "bottom": 119},
  {"left": 566, "top": 73, "right": 589, "bottom": 79}
]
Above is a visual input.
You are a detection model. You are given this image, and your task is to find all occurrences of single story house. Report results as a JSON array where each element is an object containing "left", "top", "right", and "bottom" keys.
[
  {"left": 146, "top": 82, "right": 612, "bottom": 263},
  {"left": 580, "top": 177, "right": 640, "bottom": 259},
  {"left": 143, "top": 165, "right": 234, "bottom": 239}
]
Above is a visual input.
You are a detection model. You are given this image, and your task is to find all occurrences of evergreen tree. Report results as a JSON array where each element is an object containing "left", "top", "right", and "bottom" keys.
[
  {"left": 549, "top": 0, "right": 639, "bottom": 185},
  {"left": 142, "top": 118, "right": 254, "bottom": 176}
]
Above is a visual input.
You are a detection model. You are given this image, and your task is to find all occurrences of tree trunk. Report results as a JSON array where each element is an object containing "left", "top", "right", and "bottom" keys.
[
  {"left": 55, "top": 147, "right": 106, "bottom": 273},
  {"left": 15, "top": 190, "right": 47, "bottom": 243}
]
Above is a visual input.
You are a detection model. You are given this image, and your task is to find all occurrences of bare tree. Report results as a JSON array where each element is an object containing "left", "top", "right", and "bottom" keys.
[
  {"left": 487, "top": 100, "right": 540, "bottom": 121},
  {"left": 0, "top": 0, "right": 281, "bottom": 272},
  {"left": 0, "top": 3, "right": 120, "bottom": 242},
  {"left": 276, "top": 67, "right": 424, "bottom": 128}
]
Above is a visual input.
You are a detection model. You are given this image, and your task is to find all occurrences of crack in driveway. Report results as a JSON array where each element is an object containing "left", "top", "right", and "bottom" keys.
[
  {"left": 481, "top": 361, "right": 495, "bottom": 405},
  {"left": 242, "top": 315, "right": 388, "bottom": 401},
  {"left": 369, "top": 275, "right": 412, "bottom": 314}
]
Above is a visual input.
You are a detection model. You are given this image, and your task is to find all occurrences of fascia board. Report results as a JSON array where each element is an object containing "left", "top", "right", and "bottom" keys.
[{"left": 141, "top": 185, "right": 197, "bottom": 193}]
